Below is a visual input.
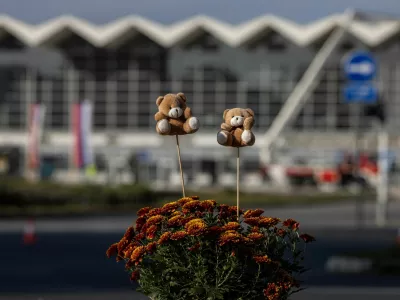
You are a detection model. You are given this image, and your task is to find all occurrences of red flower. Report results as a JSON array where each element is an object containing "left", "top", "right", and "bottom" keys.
[
  {"left": 300, "top": 233, "right": 316, "bottom": 243},
  {"left": 146, "top": 225, "right": 158, "bottom": 240},
  {"left": 130, "top": 270, "right": 140, "bottom": 281},
  {"left": 147, "top": 208, "right": 163, "bottom": 217},
  {"left": 170, "top": 231, "right": 188, "bottom": 241},
  {"left": 123, "top": 227, "right": 135, "bottom": 240},
  {"left": 258, "top": 217, "right": 280, "bottom": 228},
  {"left": 137, "top": 207, "right": 151, "bottom": 217},
  {"left": 277, "top": 229, "right": 286, "bottom": 237},
  {"left": 188, "top": 242, "right": 201, "bottom": 252},
  {"left": 244, "top": 217, "right": 260, "bottom": 226},
  {"left": 135, "top": 216, "right": 147, "bottom": 232},
  {"left": 146, "top": 242, "right": 157, "bottom": 253},
  {"left": 243, "top": 209, "right": 264, "bottom": 218},
  {"left": 283, "top": 218, "right": 300, "bottom": 230},
  {"left": 161, "top": 202, "right": 180, "bottom": 214},
  {"left": 106, "top": 243, "right": 118, "bottom": 258},
  {"left": 157, "top": 232, "right": 171, "bottom": 245}
]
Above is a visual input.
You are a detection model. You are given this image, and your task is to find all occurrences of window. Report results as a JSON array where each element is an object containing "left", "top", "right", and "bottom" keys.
[
  {"left": 0, "top": 33, "right": 25, "bottom": 50},
  {"left": 183, "top": 31, "right": 219, "bottom": 51},
  {"left": 247, "top": 30, "right": 287, "bottom": 52}
]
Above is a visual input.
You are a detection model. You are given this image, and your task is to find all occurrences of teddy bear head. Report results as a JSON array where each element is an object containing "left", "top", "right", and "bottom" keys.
[
  {"left": 156, "top": 93, "right": 187, "bottom": 119},
  {"left": 223, "top": 107, "right": 254, "bottom": 128}
]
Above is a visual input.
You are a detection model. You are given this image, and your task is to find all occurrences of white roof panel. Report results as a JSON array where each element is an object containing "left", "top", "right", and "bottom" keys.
[{"left": 0, "top": 13, "right": 397, "bottom": 48}]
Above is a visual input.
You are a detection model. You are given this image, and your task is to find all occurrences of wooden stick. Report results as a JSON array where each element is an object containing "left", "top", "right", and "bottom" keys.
[
  {"left": 237, "top": 147, "right": 240, "bottom": 218},
  {"left": 175, "top": 135, "right": 186, "bottom": 198}
]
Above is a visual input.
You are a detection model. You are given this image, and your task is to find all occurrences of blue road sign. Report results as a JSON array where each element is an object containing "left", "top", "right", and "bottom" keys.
[
  {"left": 343, "top": 51, "right": 377, "bottom": 81},
  {"left": 343, "top": 82, "right": 378, "bottom": 103}
]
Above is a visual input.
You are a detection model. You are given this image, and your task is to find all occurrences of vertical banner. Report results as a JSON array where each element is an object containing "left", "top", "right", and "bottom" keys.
[
  {"left": 73, "top": 100, "right": 96, "bottom": 176},
  {"left": 27, "top": 103, "right": 46, "bottom": 170}
]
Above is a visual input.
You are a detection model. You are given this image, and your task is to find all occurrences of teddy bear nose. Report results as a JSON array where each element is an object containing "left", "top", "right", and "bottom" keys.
[{"left": 236, "top": 117, "right": 239, "bottom": 120}]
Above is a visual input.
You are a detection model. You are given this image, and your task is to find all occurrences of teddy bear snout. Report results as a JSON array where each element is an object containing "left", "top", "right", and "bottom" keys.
[
  {"left": 230, "top": 116, "right": 244, "bottom": 127},
  {"left": 168, "top": 107, "right": 183, "bottom": 118}
]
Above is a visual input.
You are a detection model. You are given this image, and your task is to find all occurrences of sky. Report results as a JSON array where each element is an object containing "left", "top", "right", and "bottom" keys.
[{"left": 1, "top": 0, "right": 400, "bottom": 25}]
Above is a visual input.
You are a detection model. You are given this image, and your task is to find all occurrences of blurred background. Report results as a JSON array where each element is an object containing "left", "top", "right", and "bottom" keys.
[{"left": 1, "top": 0, "right": 400, "bottom": 299}]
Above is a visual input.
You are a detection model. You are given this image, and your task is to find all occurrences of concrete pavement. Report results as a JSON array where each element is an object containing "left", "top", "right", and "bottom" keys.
[
  {"left": 2, "top": 287, "right": 400, "bottom": 300},
  {"left": 1, "top": 200, "right": 400, "bottom": 234}
]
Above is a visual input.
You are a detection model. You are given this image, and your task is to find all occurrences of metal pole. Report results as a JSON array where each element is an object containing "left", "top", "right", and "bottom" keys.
[
  {"left": 376, "top": 124, "right": 389, "bottom": 226},
  {"left": 260, "top": 9, "right": 355, "bottom": 164}
]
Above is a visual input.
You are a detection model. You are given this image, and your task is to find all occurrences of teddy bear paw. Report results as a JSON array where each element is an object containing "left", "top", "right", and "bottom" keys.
[
  {"left": 241, "top": 130, "right": 252, "bottom": 144},
  {"left": 188, "top": 117, "right": 199, "bottom": 130},
  {"left": 217, "top": 131, "right": 228, "bottom": 145},
  {"left": 157, "top": 119, "right": 170, "bottom": 134}
]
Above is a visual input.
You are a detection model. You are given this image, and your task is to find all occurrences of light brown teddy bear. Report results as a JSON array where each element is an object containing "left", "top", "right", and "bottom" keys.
[
  {"left": 217, "top": 108, "right": 255, "bottom": 147},
  {"left": 155, "top": 92, "right": 200, "bottom": 135}
]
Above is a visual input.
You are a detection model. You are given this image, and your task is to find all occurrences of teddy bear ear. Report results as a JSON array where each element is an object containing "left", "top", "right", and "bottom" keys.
[
  {"left": 245, "top": 108, "right": 255, "bottom": 116},
  {"left": 223, "top": 109, "right": 230, "bottom": 119},
  {"left": 177, "top": 92, "right": 187, "bottom": 102},
  {"left": 156, "top": 96, "right": 164, "bottom": 106}
]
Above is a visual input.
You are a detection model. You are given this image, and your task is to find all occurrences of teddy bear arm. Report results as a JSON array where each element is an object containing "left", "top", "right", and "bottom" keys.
[
  {"left": 184, "top": 107, "right": 192, "bottom": 119},
  {"left": 243, "top": 116, "right": 254, "bottom": 130},
  {"left": 221, "top": 123, "right": 232, "bottom": 131},
  {"left": 155, "top": 112, "right": 167, "bottom": 122}
]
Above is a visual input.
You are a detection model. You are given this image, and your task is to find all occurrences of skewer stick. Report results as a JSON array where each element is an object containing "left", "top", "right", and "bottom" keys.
[
  {"left": 237, "top": 147, "right": 240, "bottom": 218},
  {"left": 175, "top": 135, "right": 186, "bottom": 197}
]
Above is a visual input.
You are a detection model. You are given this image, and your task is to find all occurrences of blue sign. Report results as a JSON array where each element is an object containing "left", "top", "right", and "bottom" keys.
[
  {"left": 343, "top": 51, "right": 377, "bottom": 81},
  {"left": 343, "top": 82, "right": 378, "bottom": 103}
]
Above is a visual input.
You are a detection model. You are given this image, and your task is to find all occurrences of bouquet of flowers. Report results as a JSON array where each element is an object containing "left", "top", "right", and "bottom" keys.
[{"left": 106, "top": 196, "right": 315, "bottom": 300}]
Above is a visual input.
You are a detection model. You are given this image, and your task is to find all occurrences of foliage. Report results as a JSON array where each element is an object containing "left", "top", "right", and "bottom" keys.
[
  {"left": 0, "top": 177, "right": 155, "bottom": 209},
  {"left": 106, "top": 196, "right": 316, "bottom": 300}
]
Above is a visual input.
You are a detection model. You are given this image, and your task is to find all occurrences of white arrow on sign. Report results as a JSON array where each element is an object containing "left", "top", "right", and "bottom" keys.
[{"left": 348, "top": 62, "right": 375, "bottom": 75}]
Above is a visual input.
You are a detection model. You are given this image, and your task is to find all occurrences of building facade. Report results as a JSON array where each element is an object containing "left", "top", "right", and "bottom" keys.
[{"left": 0, "top": 14, "right": 400, "bottom": 186}]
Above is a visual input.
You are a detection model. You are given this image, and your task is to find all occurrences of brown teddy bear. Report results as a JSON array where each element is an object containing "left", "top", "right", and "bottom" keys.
[
  {"left": 154, "top": 92, "right": 200, "bottom": 135},
  {"left": 217, "top": 107, "right": 255, "bottom": 147}
]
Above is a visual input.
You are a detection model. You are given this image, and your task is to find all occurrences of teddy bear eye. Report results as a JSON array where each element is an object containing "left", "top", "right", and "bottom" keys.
[{"left": 232, "top": 116, "right": 235, "bottom": 118}]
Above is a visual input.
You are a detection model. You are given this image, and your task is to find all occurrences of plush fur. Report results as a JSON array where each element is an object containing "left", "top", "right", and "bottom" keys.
[
  {"left": 154, "top": 93, "right": 200, "bottom": 136},
  {"left": 217, "top": 108, "right": 255, "bottom": 147}
]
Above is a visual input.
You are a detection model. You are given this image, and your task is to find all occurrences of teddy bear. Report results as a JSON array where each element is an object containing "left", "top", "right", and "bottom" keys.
[
  {"left": 154, "top": 92, "right": 200, "bottom": 135},
  {"left": 217, "top": 108, "right": 255, "bottom": 147}
]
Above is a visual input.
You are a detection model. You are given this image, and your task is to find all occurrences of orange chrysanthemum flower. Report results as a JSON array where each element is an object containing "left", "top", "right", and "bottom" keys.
[
  {"left": 171, "top": 211, "right": 182, "bottom": 217},
  {"left": 253, "top": 255, "right": 272, "bottom": 264},
  {"left": 251, "top": 226, "right": 260, "bottom": 233},
  {"left": 130, "top": 269, "right": 140, "bottom": 281},
  {"left": 130, "top": 246, "right": 146, "bottom": 265},
  {"left": 162, "top": 201, "right": 180, "bottom": 214},
  {"left": 182, "top": 200, "right": 202, "bottom": 213},
  {"left": 277, "top": 229, "right": 286, "bottom": 237},
  {"left": 170, "top": 230, "right": 188, "bottom": 241},
  {"left": 185, "top": 218, "right": 206, "bottom": 236},
  {"left": 123, "top": 245, "right": 136, "bottom": 258},
  {"left": 180, "top": 216, "right": 196, "bottom": 226},
  {"left": 135, "top": 216, "right": 147, "bottom": 232},
  {"left": 167, "top": 215, "right": 184, "bottom": 227},
  {"left": 146, "top": 242, "right": 157, "bottom": 253},
  {"left": 137, "top": 207, "right": 151, "bottom": 217},
  {"left": 263, "top": 283, "right": 283, "bottom": 300},
  {"left": 177, "top": 196, "right": 198, "bottom": 206},
  {"left": 147, "top": 208, "right": 163, "bottom": 217},
  {"left": 300, "top": 233, "right": 316, "bottom": 243},
  {"left": 248, "top": 232, "right": 264, "bottom": 241},
  {"left": 259, "top": 217, "right": 280, "bottom": 228},
  {"left": 243, "top": 209, "right": 264, "bottom": 218},
  {"left": 201, "top": 200, "right": 217, "bottom": 211},
  {"left": 206, "top": 226, "right": 222, "bottom": 235},
  {"left": 188, "top": 242, "right": 201, "bottom": 252},
  {"left": 135, "top": 233, "right": 145, "bottom": 241},
  {"left": 244, "top": 217, "right": 260, "bottom": 226},
  {"left": 146, "top": 225, "right": 158, "bottom": 240},
  {"left": 123, "top": 226, "right": 135, "bottom": 240},
  {"left": 117, "top": 238, "right": 130, "bottom": 253},
  {"left": 221, "top": 222, "right": 240, "bottom": 231},
  {"left": 157, "top": 232, "right": 171, "bottom": 245},
  {"left": 106, "top": 243, "right": 118, "bottom": 258},
  {"left": 218, "top": 230, "right": 242, "bottom": 246},
  {"left": 282, "top": 218, "right": 300, "bottom": 230},
  {"left": 146, "top": 215, "right": 164, "bottom": 226}
]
